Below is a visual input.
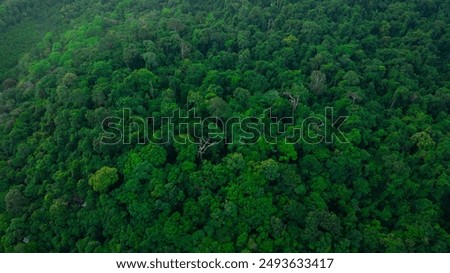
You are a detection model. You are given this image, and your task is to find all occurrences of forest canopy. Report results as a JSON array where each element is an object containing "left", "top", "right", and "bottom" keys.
[{"left": 0, "top": 0, "right": 449, "bottom": 253}]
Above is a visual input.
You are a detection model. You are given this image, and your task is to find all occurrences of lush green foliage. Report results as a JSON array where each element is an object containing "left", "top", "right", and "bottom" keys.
[
  {"left": 0, "top": 0, "right": 449, "bottom": 252},
  {"left": 0, "top": 0, "right": 65, "bottom": 79}
]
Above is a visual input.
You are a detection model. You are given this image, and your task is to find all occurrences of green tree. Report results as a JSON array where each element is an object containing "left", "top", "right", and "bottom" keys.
[{"left": 89, "top": 167, "right": 119, "bottom": 193}]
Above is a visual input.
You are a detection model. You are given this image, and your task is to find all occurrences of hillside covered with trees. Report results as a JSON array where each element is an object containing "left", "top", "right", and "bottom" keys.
[{"left": 0, "top": 0, "right": 449, "bottom": 252}]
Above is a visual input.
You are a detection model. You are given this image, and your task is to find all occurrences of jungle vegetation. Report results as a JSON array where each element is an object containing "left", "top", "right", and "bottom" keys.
[{"left": 0, "top": 0, "right": 449, "bottom": 252}]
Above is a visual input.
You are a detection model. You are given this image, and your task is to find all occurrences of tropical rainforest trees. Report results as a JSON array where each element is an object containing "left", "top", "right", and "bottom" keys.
[{"left": 0, "top": 0, "right": 449, "bottom": 253}]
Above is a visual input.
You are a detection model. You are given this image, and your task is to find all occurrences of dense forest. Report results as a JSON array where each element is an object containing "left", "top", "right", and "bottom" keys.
[{"left": 0, "top": 0, "right": 449, "bottom": 252}]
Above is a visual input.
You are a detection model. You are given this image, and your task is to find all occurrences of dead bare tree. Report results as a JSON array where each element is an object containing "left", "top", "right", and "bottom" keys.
[
  {"left": 197, "top": 137, "right": 218, "bottom": 159},
  {"left": 309, "top": 70, "right": 326, "bottom": 95},
  {"left": 180, "top": 42, "right": 190, "bottom": 60},
  {"left": 348, "top": 92, "right": 361, "bottom": 104},
  {"left": 283, "top": 91, "right": 300, "bottom": 115},
  {"left": 283, "top": 84, "right": 308, "bottom": 115}
]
